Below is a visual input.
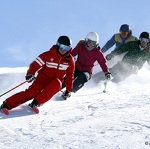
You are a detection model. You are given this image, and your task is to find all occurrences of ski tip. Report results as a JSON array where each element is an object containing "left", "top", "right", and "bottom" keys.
[
  {"left": 32, "top": 107, "right": 39, "bottom": 114},
  {"left": 1, "top": 108, "right": 9, "bottom": 115}
]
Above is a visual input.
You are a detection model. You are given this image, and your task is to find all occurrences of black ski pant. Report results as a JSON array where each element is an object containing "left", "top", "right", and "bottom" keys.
[{"left": 62, "top": 68, "right": 90, "bottom": 93}]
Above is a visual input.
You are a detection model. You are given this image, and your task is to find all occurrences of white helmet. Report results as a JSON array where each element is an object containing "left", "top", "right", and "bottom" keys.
[{"left": 86, "top": 32, "right": 99, "bottom": 44}]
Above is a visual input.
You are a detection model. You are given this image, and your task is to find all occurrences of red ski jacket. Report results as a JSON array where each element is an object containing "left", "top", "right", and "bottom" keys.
[
  {"left": 72, "top": 42, "right": 109, "bottom": 74},
  {"left": 26, "top": 45, "right": 75, "bottom": 91}
]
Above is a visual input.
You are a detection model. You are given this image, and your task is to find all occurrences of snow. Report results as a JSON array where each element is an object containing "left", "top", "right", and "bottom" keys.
[{"left": 0, "top": 64, "right": 150, "bottom": 149}]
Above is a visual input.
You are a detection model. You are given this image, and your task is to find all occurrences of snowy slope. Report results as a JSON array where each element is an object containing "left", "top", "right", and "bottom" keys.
[{"left": 0, "top": 65, "right": 150, "bottom": 149}]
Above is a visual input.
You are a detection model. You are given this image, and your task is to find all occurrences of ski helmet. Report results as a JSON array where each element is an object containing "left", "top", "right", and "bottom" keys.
[
  {"left": 57, "top": 36, "right": 72, "bottom": 52},
  {"left": 139, "top": 32, "right": 150, "bottom": 39},
  {"left": 57, "top": 36, "right": 72, "bottom": 46},
  {"left": 119, "top": 24, "right": 130, "bottom": 32},
  {"left": 86, "top": 32, "right": 99, "bottom": 44}
]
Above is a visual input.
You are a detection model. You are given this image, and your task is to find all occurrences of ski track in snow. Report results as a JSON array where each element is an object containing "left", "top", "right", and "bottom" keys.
[{"left": 0, "top": 66, "right": 150, "bottom": 149}]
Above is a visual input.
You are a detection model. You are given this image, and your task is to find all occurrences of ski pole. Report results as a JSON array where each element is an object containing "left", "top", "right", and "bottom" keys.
[
  {"left": 103, "top": 75, "right": 113, "bottom": 93},
  {"left": 0, "top": 80, "right": 27, "bottom": 97},
  {"left": 103, "top": 79, "right": 112, "bottom": 93},
  {"left": 103, "top": 80, "right": 108, "bottom": 93}
]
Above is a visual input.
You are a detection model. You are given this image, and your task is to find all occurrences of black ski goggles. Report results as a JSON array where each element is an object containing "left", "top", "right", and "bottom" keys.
[{"left": 86, "top": 39, "right": 97, "bottom": 46}]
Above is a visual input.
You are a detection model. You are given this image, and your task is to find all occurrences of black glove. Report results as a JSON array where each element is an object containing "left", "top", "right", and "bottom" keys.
[
  {"left": 106, "top": 54, "right": 114, "bottom": 61},
  {"left": 105, "top": 72, "right": 113, "bottom": 80},
  {"left": 25, "top": 74, "right": 35, "bottom": 83},
  {"left": 62, "top": 90, "right": 71, "bottom": 100}
]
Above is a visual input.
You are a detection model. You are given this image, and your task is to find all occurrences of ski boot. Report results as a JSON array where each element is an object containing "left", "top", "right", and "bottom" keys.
[
  {"left": 62, "top": 90, "right": 71, "bottom": 100},
  {"left": 28, "top": 100, "right": 39, "bottom": 114}
]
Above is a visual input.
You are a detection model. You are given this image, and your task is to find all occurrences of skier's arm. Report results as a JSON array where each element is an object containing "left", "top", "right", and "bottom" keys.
[
  {"left": 72, "top": 43, "right": 83, "bottom": 57},
  {"left": 96, "top": 51, "right": 112, "bottom": 80},
  {"left": 65, "top": 58, "right": 75, "bottom": 92},
  {"left": 101, "top": 35, "right": 116, "bottom": 53},
  {"left": 110, "top": 42, "right": 130, "bottom": 56},
  {"left": 26, "top": 51, "right": 48, "bottom": 76}
]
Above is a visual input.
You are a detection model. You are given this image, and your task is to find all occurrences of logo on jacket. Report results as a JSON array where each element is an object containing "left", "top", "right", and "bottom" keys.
[{"left": 50, "top": 58, "right": 54, "bottom": 62}]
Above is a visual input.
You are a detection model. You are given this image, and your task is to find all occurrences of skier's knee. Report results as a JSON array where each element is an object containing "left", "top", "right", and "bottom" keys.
[{"left": 83, "top": 72, "right": 91, "bottom": 80}]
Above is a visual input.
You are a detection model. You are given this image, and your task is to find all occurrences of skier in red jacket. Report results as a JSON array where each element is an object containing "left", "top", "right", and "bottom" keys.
[
  {"left": 62, "top": 32, "right": 112, "bottom": 98},
  {"left": 0, "top": 36, "right": 75, "bottom": 115}
]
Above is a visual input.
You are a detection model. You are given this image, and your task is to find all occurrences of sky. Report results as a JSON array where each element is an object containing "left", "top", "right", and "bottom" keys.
[
  {"left": 0, "top": 64, "right": 150, "bottom": 149},
  {"left": 0, "top": 0, "right": 150, "bottom": 67}
]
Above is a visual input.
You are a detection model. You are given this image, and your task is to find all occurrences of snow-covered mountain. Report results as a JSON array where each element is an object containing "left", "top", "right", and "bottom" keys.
[{"left": 0, "top": 64, "right": 150, "bottom": 149}]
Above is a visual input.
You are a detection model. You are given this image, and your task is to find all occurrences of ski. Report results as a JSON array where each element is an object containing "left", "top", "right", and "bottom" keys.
[{"left": 0, "top": 105, "right": 39, "bottom": 116}]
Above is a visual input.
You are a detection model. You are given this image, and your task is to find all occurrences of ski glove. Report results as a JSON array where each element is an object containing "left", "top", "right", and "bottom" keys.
[
  {"left": 106, "top": 54, "right": 114, "bottom": 61},
  {"left": 105, "top": 72, "right": 113, "bottom": 80},
  {"left": 62, "top": 90, "right": 71, "bottom": 99},
  {"left": 25, "top": 74, "right": 35, "bottom": 83}
]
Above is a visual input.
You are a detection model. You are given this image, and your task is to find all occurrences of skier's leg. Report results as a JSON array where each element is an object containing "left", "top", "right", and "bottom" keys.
[
  {"left": 1, "top": 74, "right": 49, "bottom": 110},
  {"left": 110, "top": 62, "right": 133, "bottom": 83},
  {"left": 62, "top": 68, "right": 80, "bottom": 89},
  {"left": 61, "top": 77, "right": 66, "bottom": 89},
  {"left": 73, "top": 72, "right": 90, "bottom": 93},
  {"left": 33, "top": 78, "right": 62, "bottom": 105}
]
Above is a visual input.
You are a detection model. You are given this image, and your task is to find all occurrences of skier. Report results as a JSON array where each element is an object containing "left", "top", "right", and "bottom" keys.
[
  {"left": 0, "top": 36, "right": 75, "bottom": 115},
  {"left": 62, "top": 32, "right": 112, "bottom": 99},
  {"left": 101, "top": 24, "right": 138, "bottom": 53},
  {"left": 92, "top": 31, "right": 150, "bottom": 83}
]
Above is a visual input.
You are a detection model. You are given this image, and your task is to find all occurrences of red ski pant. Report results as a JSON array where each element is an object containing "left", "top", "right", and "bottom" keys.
[{"left": 4, "top": 74, "right": 62, "bottom": 110}]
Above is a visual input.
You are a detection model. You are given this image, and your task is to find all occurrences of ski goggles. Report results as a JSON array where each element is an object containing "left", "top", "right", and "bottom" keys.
[
  {"left": 120, "top": 31, "right": 129, "bottom": 36},
  {"left": 86, "top": 39, "right": 97, "bottom": 46},
  {"left": 58, "top": 44, "right": 71, "bottom": 51},
  {"left": 140, "top": 38, "right": 150, "bottom": 44}
]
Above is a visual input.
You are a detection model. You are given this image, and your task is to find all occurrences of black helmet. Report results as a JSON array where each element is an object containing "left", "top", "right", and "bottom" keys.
[
  {"left": 119, "top": 24, "right": 130, "bottom": 32},
  {"left": 57, "top": 36, "right": 72, "bottom": 46},
  {"left": 139, "top": 32, "right": 150, "bottom": 39}
]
